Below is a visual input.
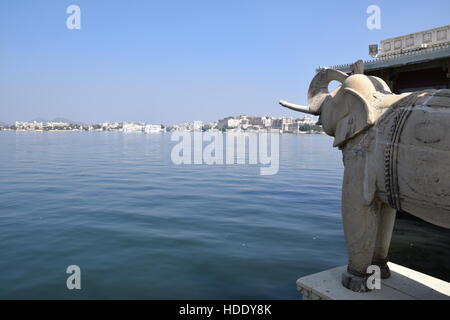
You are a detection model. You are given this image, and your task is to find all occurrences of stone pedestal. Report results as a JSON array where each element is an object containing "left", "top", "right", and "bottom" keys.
[{"left": 297, "top": 263, "right": 450, "bottom": 300}]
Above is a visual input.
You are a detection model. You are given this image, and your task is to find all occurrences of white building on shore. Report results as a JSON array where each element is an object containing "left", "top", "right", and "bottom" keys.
[
  {"left": 123, "top": 122, "right": 145, "bottom": 132},
  {"left": 144, "top": 124, "right": 163, "bottom": 133}
]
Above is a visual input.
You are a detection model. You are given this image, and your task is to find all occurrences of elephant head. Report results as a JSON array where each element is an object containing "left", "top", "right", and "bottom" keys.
[{"left": 280, "top": 68, "right": 394, "bottom": 148}]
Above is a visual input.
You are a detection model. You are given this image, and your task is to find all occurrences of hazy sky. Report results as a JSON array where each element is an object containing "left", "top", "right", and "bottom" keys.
[{"left": 1, "top": 0, "right": 449, "bottom": 124}]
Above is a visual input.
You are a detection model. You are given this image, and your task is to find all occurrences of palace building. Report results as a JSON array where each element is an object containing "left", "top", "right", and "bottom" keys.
[{"left": 331, "top": 24, "right": 450, "bottom": 93}]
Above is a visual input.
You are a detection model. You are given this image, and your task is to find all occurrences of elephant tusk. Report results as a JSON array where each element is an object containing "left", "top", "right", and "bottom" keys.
[{"left": 279, "top": 100, "right": 318, "bottom": 115}]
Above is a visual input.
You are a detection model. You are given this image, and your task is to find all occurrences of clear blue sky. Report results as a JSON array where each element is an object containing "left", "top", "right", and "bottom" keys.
[{"left": 1, "top": 0, "right": 449, "bottom": 124}]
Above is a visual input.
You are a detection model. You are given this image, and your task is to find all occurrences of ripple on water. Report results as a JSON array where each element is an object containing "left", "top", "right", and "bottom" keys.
[{"left": 0, "top": 132, "right": 346, "bottom": 299}]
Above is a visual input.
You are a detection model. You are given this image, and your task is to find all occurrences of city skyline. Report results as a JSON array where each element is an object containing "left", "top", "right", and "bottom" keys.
[
  {"left": 2, "top": 114, "right": 321, "bottom": 134},
  {"left": 0, "top": 114, "right": 318, "bottom": 126}
]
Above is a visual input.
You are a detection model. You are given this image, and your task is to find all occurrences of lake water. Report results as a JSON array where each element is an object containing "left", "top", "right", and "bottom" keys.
[{"left": 0, "top": 132, "right": 347, "bottom": 299}]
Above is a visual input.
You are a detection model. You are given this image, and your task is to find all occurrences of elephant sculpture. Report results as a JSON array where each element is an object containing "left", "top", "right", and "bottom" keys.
[{"left": 280, "top": 68, "right": 450, "bottom": 292}]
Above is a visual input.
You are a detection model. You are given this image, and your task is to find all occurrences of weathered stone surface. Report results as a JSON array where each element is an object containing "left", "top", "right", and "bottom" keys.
[
  {"left": 297, "top": 263, "right": 450, "bottom": 300},
  {"left": 281, "top": 69, "right": 450, "bottom": 293}
]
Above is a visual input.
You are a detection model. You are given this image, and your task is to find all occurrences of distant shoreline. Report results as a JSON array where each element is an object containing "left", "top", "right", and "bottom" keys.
[
  {"left": 0, "top": 129, "right": 326, "bottom": 135},
  {"left": 0, "top": 116, "right": 324, "bottom": 134}
]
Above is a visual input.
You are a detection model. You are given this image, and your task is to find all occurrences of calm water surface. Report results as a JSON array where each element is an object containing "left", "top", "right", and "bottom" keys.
[{"left": 0, "top": 132, "right": 346, "bottom": 299}]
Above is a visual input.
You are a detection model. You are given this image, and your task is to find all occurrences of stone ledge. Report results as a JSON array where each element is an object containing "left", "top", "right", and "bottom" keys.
[{"left": 297, "top": 263, "right": 450, "bottom": 300}]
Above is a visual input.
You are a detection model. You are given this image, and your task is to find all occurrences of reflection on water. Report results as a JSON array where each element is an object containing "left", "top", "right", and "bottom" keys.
[
  {"left": 0, "top": 131, "right": 447, "bottom": 300},
  {"left": 0, "top": 132, "right": 345, "bottom": 299},
  {"left": 391, "top": 212, "right": 450, "bottom": 282}
]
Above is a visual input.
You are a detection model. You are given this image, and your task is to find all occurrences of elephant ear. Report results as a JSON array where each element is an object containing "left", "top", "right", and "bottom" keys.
[{"left": 333, "top": 88, "right": 376, "bottom": 148}]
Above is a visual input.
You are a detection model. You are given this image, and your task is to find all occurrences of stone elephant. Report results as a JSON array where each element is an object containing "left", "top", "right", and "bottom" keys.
[{"left": 280, "top": 68, "right": 450, "bottom": 292}]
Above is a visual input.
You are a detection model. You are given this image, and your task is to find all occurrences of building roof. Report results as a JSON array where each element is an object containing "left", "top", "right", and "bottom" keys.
[
  {"left": 327, "top": 43, "right": 450, "bottom": 74},
  {"left": 324, "top": 24, "right": 450, "bottom": 74}
]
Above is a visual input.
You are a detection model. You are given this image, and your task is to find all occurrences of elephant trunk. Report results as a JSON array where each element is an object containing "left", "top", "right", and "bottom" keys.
[
  {"left": 279, "top": 68, "right": 349, "bottom": 115},
  {"left": 307, "top": 68, "right": 349, "bottom": 114}
]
